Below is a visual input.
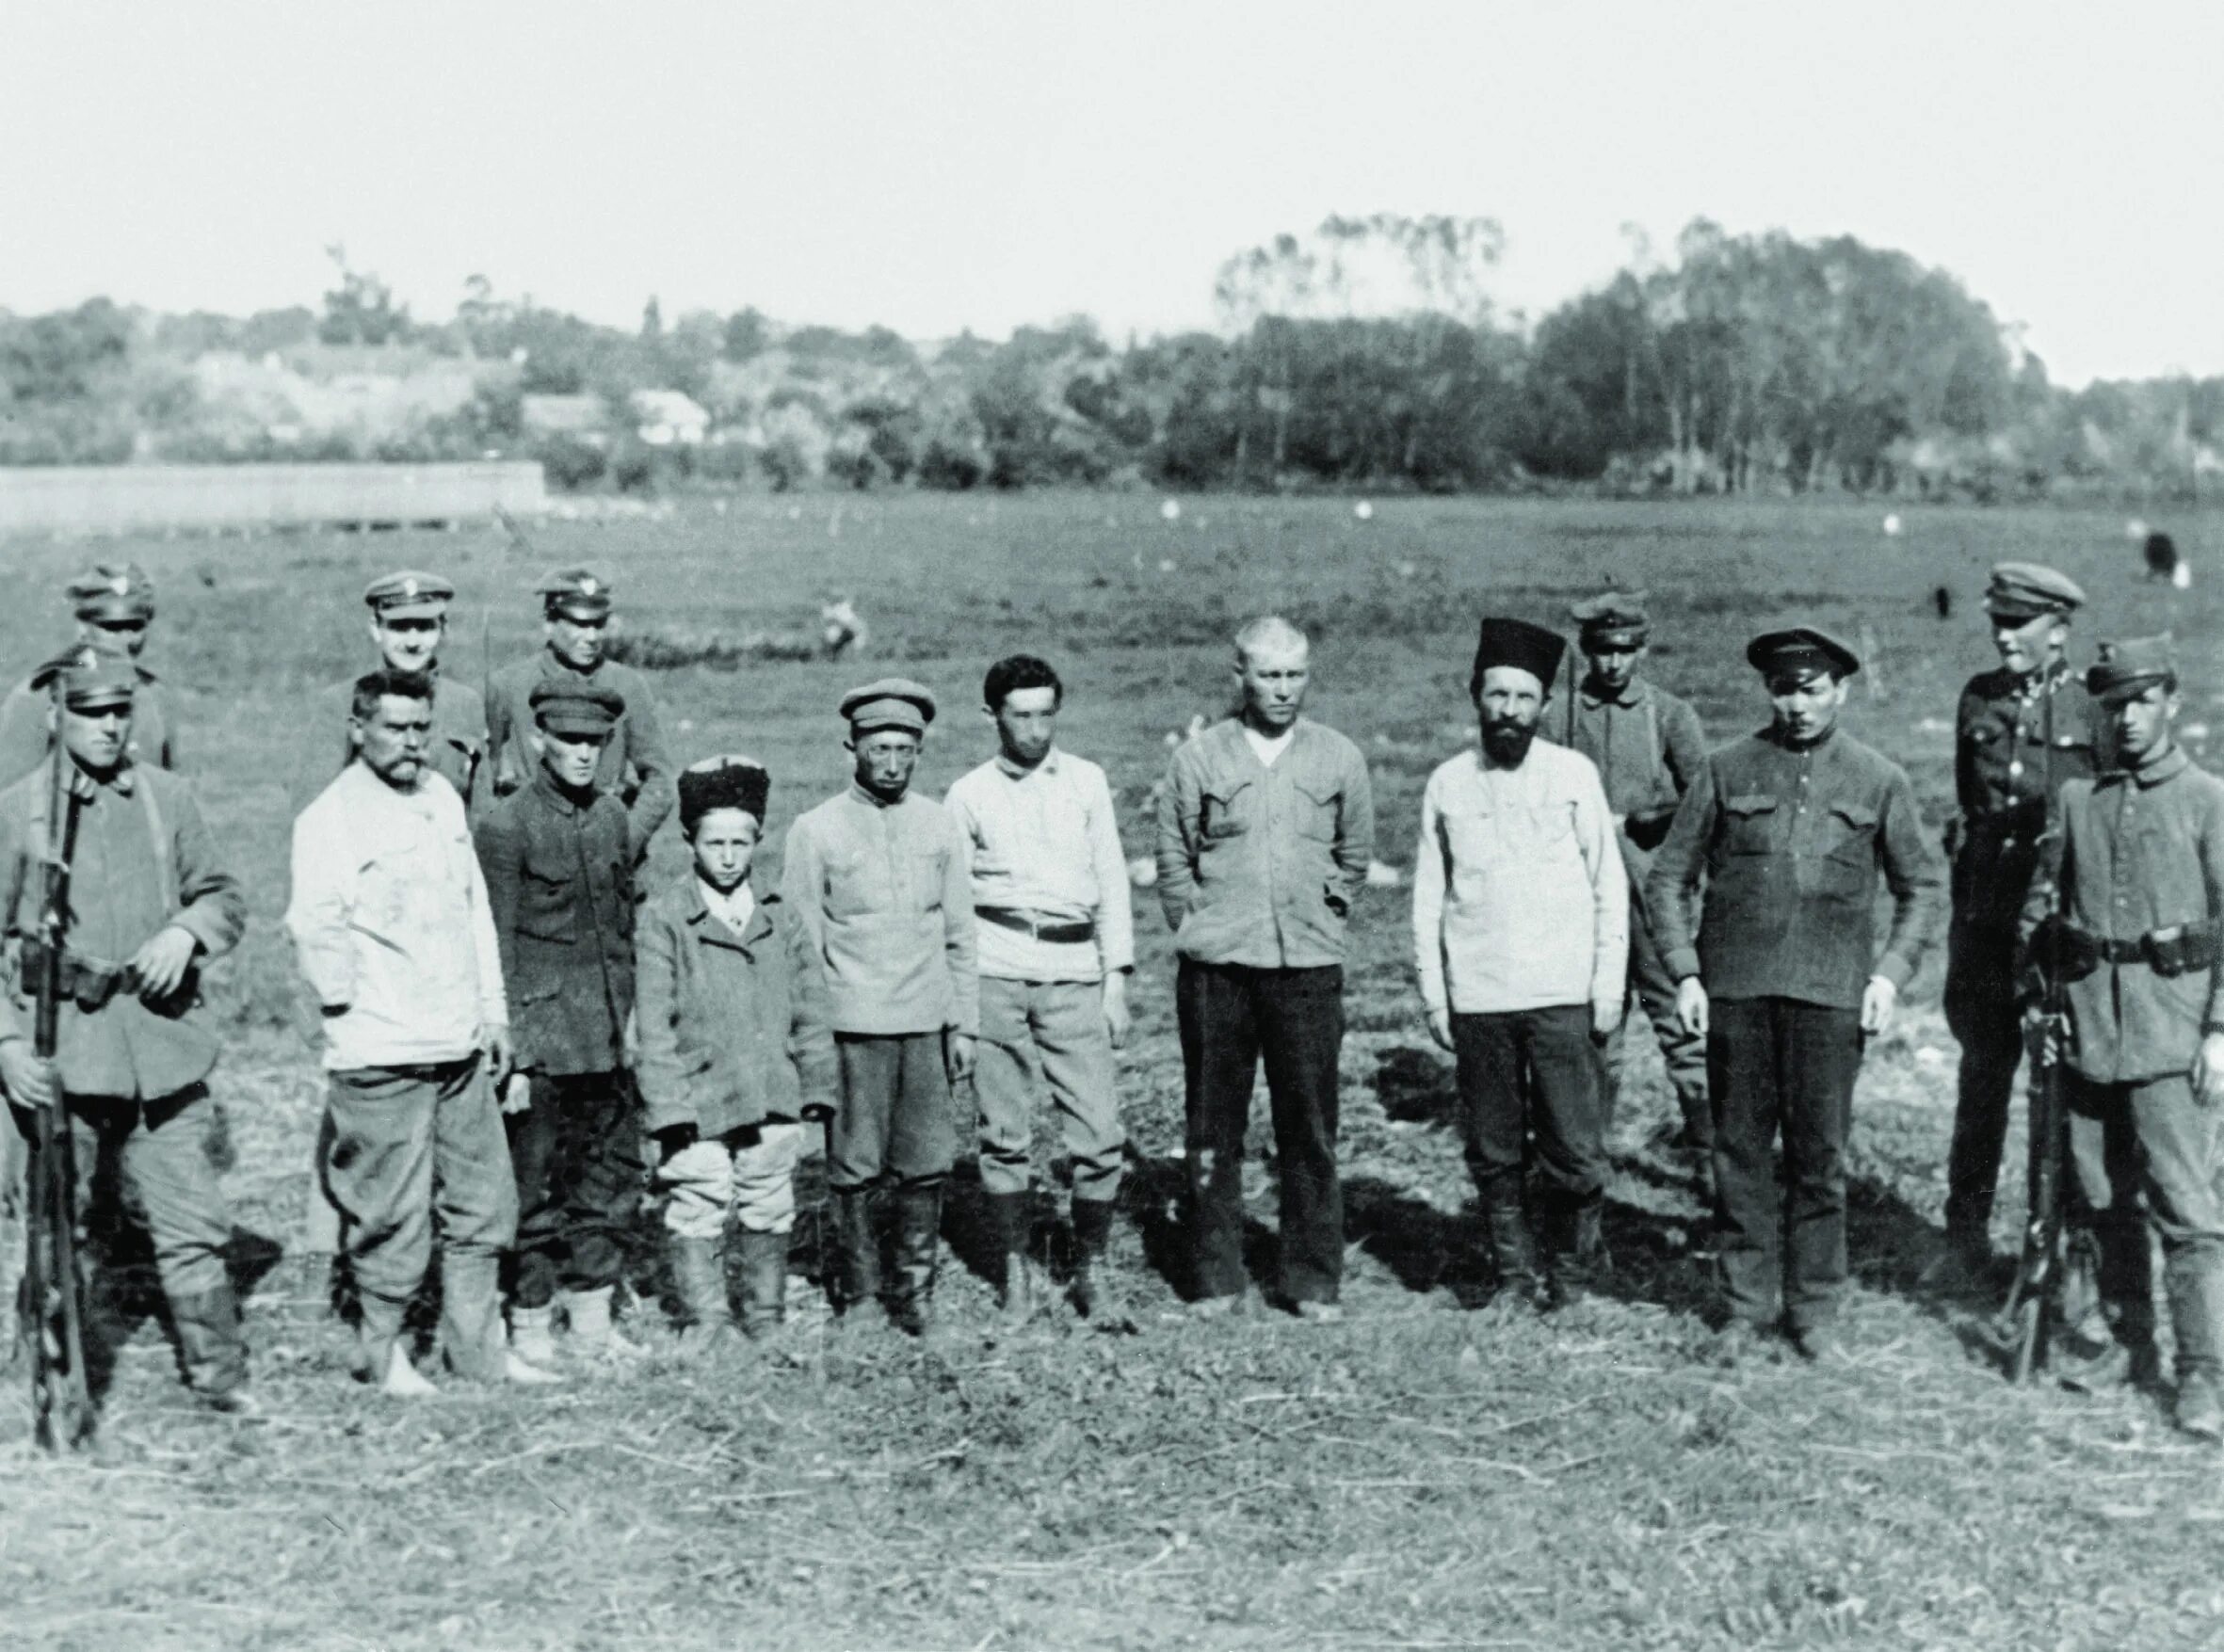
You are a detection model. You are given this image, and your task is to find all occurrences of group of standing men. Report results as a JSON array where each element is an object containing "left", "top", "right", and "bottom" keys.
[{"left": 7, "top": 549, "right": 2224, "bottom": 1442}]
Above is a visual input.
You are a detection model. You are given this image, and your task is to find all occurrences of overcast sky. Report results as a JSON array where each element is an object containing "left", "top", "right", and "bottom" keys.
[{"left": 2, "top": 1, "right": 2217, "bottom": 385}]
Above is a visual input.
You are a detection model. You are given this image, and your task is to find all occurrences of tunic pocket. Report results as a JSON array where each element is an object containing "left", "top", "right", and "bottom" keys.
[
  {"left": 1292, "top": 780, "right": 1341, "bottom": 844},
  {"left": 1722, "top": 794, "right": 1779, "bottom": 855},
  {"left": 1200, "top": 781, "right": 1253, "bottom": 841},
  {"left": 1818, "top": 801, "right": 1878, "bottom": 898}
]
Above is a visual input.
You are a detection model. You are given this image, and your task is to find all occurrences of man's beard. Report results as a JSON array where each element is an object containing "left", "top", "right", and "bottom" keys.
[{"left": 1480, "top": 718, "right": 1537, "bottom": 765}]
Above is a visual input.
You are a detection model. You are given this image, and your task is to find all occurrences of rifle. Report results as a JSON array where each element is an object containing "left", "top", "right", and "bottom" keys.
[{"left": 21, "top": 675, "right": 93, "bottom": 1448}]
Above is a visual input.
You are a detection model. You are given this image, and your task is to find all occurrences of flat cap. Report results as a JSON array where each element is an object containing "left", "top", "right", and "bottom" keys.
[
  {"left": 68, "top": 563, "right": 155, "bottom": 622},
  {"left": 30, "top": 644, "right": 137, "bottom": 709},
  {"left": 1569, "top": 589, "right": 1651, "bottom": 647},
  {"left": 2086, "top": 634, "right": 2177, "bottom": 702},
  {"left": 1985, "top": 562, "right": 2086, "bottom": 621},
  {"left": 529, "top": 677, "right": 625, "bottom": 736},
  {"left": 536, "top": 567, "right": 614, "bottom": 619},
  {"left": 363, "top": 569, "right": 455, "bottom": 618},
  {"left": 1746, "top": 625, "right": 1861, "bottom": 683},
  {"left": 679, "top": 754, "right": 770, "bottom": 828},
  {"left": 1471, "top": 617, "right": 1566, "bottom": 694},
  {"left": 840, "top": 678, "right": 937, "bottom": 735}
]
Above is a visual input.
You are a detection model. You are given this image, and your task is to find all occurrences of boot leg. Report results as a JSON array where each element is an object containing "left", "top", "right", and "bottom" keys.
[
  {"left": 1070, "top": 1195, "right": 1118, "bottom": 1319},
  {"left": 564, "top": 1285, "right": 647, "bottom": 1360},
  {"left": 509, "top": 1303, "right": 562, "bottom": 1368},
  {"left": 169, "top": 1282, "right": 251, "bottom": 1412},
  {"left": 735, "top": 1228, "right": 789, "bottom": 1339},
  {"left": 830, "top": 1187, "right": 882, "bottom": 1318},
  {"left": 1556, "top": 1195, "right": 1614, "bottom": 1301},
  {"left": 438, "top": 1250, "right": 508, "bottom": 1382},
  {"left": 671, "top": 1235, "right": 741, "bottom": 1357},
  {"left": 1479, "top": 1178, "right": 1542, "bottom": 1312},
  {"left": 888, "top": 1182, "right": 943, "bottom": 1338},
  {"left": 983, "top": 1190, "right": 1037, "bottom": 1320}
]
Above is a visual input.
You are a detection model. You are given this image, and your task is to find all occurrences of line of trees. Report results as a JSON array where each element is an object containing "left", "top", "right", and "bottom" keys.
[{"left": 2, "top": 221, "right": 2217, "bottom": 500}]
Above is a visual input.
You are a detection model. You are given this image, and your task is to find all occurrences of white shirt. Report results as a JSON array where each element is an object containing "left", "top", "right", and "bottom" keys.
[
  {"left": 699, "top": 876, "right": 756, "bottom": 936},
  {"left": 1411, "top": 742, "right": 1628, "bottom": 1018},
  {"left": 945, "top": 747, "right": 1134, "bottom": 983},
  {"left": 285, "top": 762, "right": 508, "bottom": 1071},
  {"left": 1242, "top": 725, "right": 1296, "bottom": 768}
]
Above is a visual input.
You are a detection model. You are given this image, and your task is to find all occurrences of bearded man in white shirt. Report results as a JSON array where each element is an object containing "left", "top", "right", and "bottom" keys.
[{"left": 1413, "top": 617, "right": 1628, "bottom": 1310}]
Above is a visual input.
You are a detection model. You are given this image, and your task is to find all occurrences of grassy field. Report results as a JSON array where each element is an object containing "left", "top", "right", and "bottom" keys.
[{"left": 6, "top": 491, "right": 2224, "bottom": 1651}]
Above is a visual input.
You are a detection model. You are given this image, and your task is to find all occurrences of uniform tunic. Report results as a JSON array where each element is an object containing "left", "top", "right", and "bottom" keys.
[
  {"left": 0, "top": 666, "right": 176, "bottom": 789},
  {"left": 488, "top": 651, "right": 672, "bottom": 850}
]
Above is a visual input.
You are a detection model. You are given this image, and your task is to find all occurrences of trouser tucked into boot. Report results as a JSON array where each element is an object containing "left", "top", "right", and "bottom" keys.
[
  {"left": 829, "top": 1186, "right": 881, "bottom": 1315},
  {"left": 1070, "top": 1194, "right": 1117, "bottom": 1317},
  {"left": 669, "top": 1234, "right": 738, "bottom": 1355},
  {"left": 169, "top": 1281, "right": 250, "bottom": 1404},
  {"left": 735, "top": 1227, "right": 788, "bottom": 1337},
  {"left": 983, "top": 1188, "right": 1037, "bottom": 1317},
  {"left": 887, "top": 1179, "right": 944, "bottom": 1336}
]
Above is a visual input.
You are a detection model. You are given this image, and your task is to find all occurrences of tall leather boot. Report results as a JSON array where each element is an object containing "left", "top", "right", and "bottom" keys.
[
  {"left": 1555, "top": 1196, "right": 1614, "bottom": 1302},
  {"left": 983, "top": 1190, "right": 1038, "bottom": 1322},
  {"left": 1480, "top": 1193, "right": 1543, "bottom": 1315},
  {"left": 735, "top": 1228, "right": 789, "bottom": 1339},
  {"left": 169, "top": 1282, "right": 252, "bottom": 1414},
  {"left": 1070, "top": 1195, "right": 1118, "bottom": 1319},
  {"left": 671, "top": 1235, "right": 740, "bottom": 1359},
  {"left": 887, "top": 1181, "right": 943, "bottom": 1338},
  {"left": 830, "top": 1187, "right": 882, "bottom": 1320}
]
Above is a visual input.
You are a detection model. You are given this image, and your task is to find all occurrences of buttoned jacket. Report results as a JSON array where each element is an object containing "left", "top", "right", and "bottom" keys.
[
  {"left": 488, "top": 651, "right": 673, "bottom": 850},
  {"left": 1952, "top": 662, "right": 2100, "bottom": 931}
]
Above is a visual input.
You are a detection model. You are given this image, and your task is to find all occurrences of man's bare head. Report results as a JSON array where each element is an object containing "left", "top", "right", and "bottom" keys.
[{"left": 1232, "top": 616, "right": 1311, "bottom": 733}]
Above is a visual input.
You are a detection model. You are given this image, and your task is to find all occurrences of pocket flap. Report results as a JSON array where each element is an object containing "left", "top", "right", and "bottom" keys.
[
  {"left": 1724, "top": 793, "right": 1778, "bottom": 816},
  {"left": 1829, "top": 802, "right": 1878, "bottom": 829}
]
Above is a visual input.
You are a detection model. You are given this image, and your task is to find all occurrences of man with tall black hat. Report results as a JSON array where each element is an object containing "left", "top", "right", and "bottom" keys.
[
  {"left": 1415, "top": 617, "right": 1626, "bottom": 1307},
  {"left": 0, "top": 564, "right": 178, "bottom": 787},
  {"left": 1648, "top": 626, "right": 1946, "bottom": 1360},
  {"left": 487, "top": 568, "right": 673, "bottom": 854},
  {"left": 1937, "top": 562, "right": 2099, "bottom": 1285},
  {"left": 2023, "top": 636, "right": 2224, "bottom": 1438},
  {"left": 1556, "top": 591, "right": 1711, "bottom": 1183}
]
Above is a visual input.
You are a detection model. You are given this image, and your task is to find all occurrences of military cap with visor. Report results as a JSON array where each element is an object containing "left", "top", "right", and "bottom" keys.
[
  {"left": 537, "top": 567, "right": 615, "bottom": 620},
  {"left": 1470, "top": 617, "right": 1566, "bottom": 695},
  {"left": 2086, "top": 634, "right": 2177, "bottom": 702},
  {"left": 68, "top": 563, "right": 155, "bottom": 623},
  {"left": 1747, "top": 625, "right": 1861, "bottom": 683},
  {"left": 1984, "top": 561, "right": 2086, "bottom": 621},
  {"left": 31, "top": 644, "right": 138, "bottom": 710},
  {"left": 840, "top": 678, "right": 937, "bottom": 736},
  {"left": 529, "top": 678, "right": 626, "bottom": 737},
  {"left": 679, "top": 754, "right": 770, "bottom": 830},
  {"left": 363, "top": 569, "right": 456, "bottom": 619},
  {"left": 1569, "top": 589, "right": 1651, "bottom": 649}
]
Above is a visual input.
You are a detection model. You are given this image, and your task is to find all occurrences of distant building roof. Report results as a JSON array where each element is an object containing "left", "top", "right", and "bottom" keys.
[
  {"left": 631, "top": 390, "right": 711, "bottom": 446},
  {"left": 522, "top": 393, "right": 606, "bottom": 435}
]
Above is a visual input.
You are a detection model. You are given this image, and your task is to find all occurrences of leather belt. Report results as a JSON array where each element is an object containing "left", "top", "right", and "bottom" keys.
[{"left": 975, "top": 906, "right": 1096, "bottom": 945}]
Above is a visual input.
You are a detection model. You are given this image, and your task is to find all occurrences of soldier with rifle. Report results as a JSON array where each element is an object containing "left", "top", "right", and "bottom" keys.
[
  {"left": 1, "top": 646, "right": 251, "bottom": 1426},
  {"left": 2018, "top": 636, "right": 2224, "bottom": 1438}
]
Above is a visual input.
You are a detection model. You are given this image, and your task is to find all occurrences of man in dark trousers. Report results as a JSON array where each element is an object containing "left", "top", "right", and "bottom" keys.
[
  {"left": 476, "top": 679, "right": 641, "bottom": 1365},
  {"left": 1937, "top": 562, "right": 2098, "bottom": 1287},
  {"left": 1556, "top": 590, "right": 1711, "bottom": 1185},
  {"left": 1155, "top": 616, "right": 1375, "bottom": 1322},
  {"left": 1648, "top": 626, "right": 1946, "bottom": 1361},
  {"left": 2024, "top": 636, "right": 2224, "bottom": 1438}
]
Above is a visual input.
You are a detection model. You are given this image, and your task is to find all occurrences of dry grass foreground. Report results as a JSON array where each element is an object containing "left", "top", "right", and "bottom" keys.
[{"left": 5, "top": 493, "right": 2224, "bottom": 1651}]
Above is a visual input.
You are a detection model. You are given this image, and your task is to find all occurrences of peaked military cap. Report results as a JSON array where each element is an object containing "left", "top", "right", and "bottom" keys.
[
  {"left": 537, "top": 567, "right": 614, "bottom": 619},
  {"left": 1471, "top": 617, "right": 1566, "bottom": 694},
  {"left": 1746, "top": 625, "right": 1861, "bottom": 683},
  {"left": 68, "top": 563, "right": 155, "bottom": 623},
  {"left": 529, "top": 677, "right": 625, "bottom": 736},
  {"left": 1984, "top": 562, "right": 2086, "bottom": 621},
  {"left": 363, "top": 569, "right": 455, "bottom": 618},
  {"left": 2086, "top": 634, "right": 2176, "bottom": 702},
  {"left": 30, "top": 644, "right": 137, "bottom": 709},
  {"left": 679, "top": 754, "right": 770, "bottom": 828},
  {"left": 1569, "top": 589, "right": 1651, "bottom": 648},
  {"left": 840, "top": 678, "right": 937, "bottom": 736}
]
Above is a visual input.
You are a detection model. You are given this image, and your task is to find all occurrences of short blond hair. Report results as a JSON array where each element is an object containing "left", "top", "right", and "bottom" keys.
[{"left": 1233, "top": 615, "right": 1309, "bottom": 666}]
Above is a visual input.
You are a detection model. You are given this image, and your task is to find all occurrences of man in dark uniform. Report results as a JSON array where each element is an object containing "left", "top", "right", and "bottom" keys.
[
  {"left": 0, "top": 647, "right": 250, "bottom": 1412},
  {"left": 1648, "top": 626, "right": 1947, "bottom": 1361},
  {"left": 1556, "top": 590, "right": 1712, "bottom": 1183},
  {"left": 475, "top": 679, "right": 641, "bottom": 1364},
  {"left": 0, "top": 564, "right": 179, "bottom": 786},
  {"left": 487, "top": 569, "right": 673, "bottom": 855},
  {"left": 1936, "top": 563, "right": 2098, "bottom": 1284},
  {"left": 2024, "top": 636, "right": 2224, "bottom": 1438}
]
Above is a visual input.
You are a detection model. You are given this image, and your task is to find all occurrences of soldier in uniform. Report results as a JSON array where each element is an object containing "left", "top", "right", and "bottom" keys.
[
  {"left": 0, "top": 564, "right": 178, "bottom": 787},
  {"left": 475, "top": 680, "right": 642, "bottom": 1364},
  {"left": 1648, "top": 626, "right": 1946, "bottom": 1360},
  {"left": 2024, "top": 637, "right": 2224, "bottom": 1438},
  {"left": 0, "top": 647, "right": 250, "bottom": 1412},
  {"left": 487, "top": 569, "right": 673, "bottom": 855},
  {"left": 1556, "top": 591, "right": 1712, "bottom": 1183},
  {"left": 1937, "top": 563, "right": 2098, "bottom": 1283}
]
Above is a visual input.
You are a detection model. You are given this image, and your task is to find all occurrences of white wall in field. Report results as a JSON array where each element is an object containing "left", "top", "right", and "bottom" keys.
[{"left": 0, "top": 462, "right": 547, "bottom": 536}]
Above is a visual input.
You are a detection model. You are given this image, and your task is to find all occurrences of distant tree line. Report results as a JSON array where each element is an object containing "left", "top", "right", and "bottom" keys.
[{"left": 1, "top": 220, "right": 2216, "bottom": 501}]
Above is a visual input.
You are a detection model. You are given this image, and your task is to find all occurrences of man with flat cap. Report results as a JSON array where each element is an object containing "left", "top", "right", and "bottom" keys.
[
  {"left": 488, "top": 568, "right": 673, "bottom": 855},
  {"left": 1555, "top": 590, "right": 1712, "bottom": 1184},
  {"left": 476, "top": 677, "right": 640, "bottom": 1365},
  {"left": 2023, "top": 636, "right": 2224, "bottom": 1437},
  {"left": 1416, "top": 617, "right": 1626, "bottom": 1308},
  {"left": 1155, "top": 616, "right": 1375, "bottom": 1322},
  {"left": 0, "top": 646, "right": 250, "bottom": 1412},
  {"left": 782, "top": 680, "right": 977, "bottom": 1335},
  {"left": 1936, "top": 561, "right": 2101, "bottom": 1286},
  {"left": 1648, "top": 626, "right": 1945, "bottom": 1360},
  {"left": 0, "top": 564, "right": 178, "bottom": 788}
]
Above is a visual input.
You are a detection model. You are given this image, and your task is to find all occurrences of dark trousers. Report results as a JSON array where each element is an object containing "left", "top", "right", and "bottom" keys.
[
  {"left": 1942, "top": 920, "right": 2028, "bottom": 1241},
  {"left": 1176, "top": 959, "right": 1345, "bottom": 1307},
  {"left": 503, "top": 1069, "right": 643, "bottom": 1310},
  {"left": 1709, "top": 996, "right": 1865, "bottom": 1330},
  {"left": 1452, "top": 1004, "right": 1608, "bottom": 1222},
  {"left": 1607, "top": 896, "right": 1710, "bottom": 1141},
  {"left": 830, "top": 1032, "right": 957, "bottom": 1192}
]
